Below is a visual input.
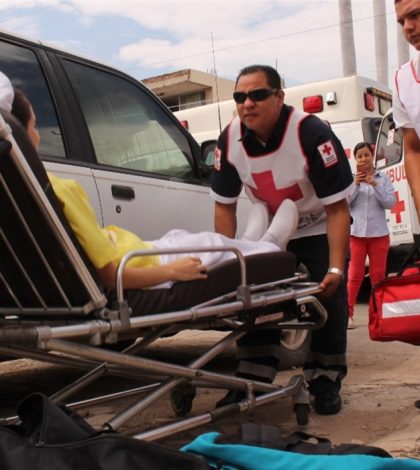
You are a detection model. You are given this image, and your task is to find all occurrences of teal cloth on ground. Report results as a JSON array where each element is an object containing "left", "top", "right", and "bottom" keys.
[{"left": 182, "top": 432, "right": 420, "bottom": 470}]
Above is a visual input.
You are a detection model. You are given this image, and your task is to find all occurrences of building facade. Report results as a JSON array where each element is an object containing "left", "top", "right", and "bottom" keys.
[{"left": 143, "top": 69, "right": 235, "bottom": 112}]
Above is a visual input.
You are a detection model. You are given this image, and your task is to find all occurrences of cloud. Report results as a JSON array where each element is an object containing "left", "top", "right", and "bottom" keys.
[
  {"left": 46, "top": 37, "right": 84, "bottom": 52},
  {"left": 114, "top": 0, "right": 401, "bottom": 85},
  {"left": 116, "top": 1, "right": 344, "bottom": 83},
  {"left": 0, "top": 15, "right": 42, "bottom": 39},
  {"left": 0, "top": 0, "right": 405, "bottom": 87},
  {"left": 78, "top": 15, "right": 94, "bottom": 27}
]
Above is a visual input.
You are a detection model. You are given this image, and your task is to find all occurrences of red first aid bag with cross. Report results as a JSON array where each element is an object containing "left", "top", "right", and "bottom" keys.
[{"left": 369, "top": 262, "right": 420, "bottom": 345}]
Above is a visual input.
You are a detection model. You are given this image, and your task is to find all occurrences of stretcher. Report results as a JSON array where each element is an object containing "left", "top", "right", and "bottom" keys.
[{"left": 0, "top": 110, "right": 327, "bottom": 441}]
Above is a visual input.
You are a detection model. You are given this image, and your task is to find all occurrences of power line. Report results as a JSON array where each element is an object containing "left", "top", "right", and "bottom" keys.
[
  {"left": 124, "top": 9, "right": 397, "bottom": 72},
  {"left": 0, "top": 2, "right": 399, "bottom": 78}
]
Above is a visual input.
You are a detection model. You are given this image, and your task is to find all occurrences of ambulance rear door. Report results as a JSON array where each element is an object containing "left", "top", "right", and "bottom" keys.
[{"left": 375, "top": 110, "right": 420, "bottom": 247}]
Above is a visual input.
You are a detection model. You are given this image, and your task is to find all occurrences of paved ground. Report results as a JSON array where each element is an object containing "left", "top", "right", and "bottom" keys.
[{"left": 1, "top": 302, "right": 420, "bottom": 458}]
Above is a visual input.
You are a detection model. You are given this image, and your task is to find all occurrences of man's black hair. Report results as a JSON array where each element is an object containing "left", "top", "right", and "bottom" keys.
[{"left": 235, "top": 65, "right": 281, "bottom": 89}]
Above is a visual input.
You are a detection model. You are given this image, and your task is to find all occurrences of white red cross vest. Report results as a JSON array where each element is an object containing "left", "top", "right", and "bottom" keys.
[
  {"left": 395, "top": 56, "right": 420, "bottom": 138},
  {"left": 226, "top": 108, "right": 327, "bottom": 237}
]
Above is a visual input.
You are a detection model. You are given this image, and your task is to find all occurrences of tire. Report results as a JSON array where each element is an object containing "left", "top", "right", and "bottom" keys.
[
  {"left": 170, "top": 385, "right": 196, "bottom": 416},
  {"left": 277, "top": 329, "right": 311, "bottom": 370}
]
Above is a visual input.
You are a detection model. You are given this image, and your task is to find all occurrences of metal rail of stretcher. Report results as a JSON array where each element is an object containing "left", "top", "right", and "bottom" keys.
[
  {"left": 0, "top": 250, "right": 326, "bottom": 438},
  {"left": 0, "top": 111, "right": 327, "bottom": 439}
]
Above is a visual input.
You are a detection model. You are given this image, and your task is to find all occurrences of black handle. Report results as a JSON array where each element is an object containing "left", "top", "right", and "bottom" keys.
[{"left": 111, "top": 185, "right": 135, "bottom": 200}]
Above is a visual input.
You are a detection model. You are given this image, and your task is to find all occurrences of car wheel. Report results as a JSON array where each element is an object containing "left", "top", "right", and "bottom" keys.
[{"left": 277, "top": 329, "right": 311, "bottom": 370}]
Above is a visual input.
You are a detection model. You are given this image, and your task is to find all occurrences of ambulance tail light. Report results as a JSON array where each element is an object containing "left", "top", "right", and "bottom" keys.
[
  {"left": 180, "top": 120, "right": 189, "bottom": 129},
  {"left": 364, "top": 92, "right": 375, "bottom": 112},
  {"left": 303, "top": 95, "right": 323, "bottom": 113}
]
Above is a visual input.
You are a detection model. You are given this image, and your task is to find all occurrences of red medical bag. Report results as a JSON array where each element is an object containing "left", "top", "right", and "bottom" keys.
[{"left": 369, "top": 262, "right": 420, "bottom": 345}]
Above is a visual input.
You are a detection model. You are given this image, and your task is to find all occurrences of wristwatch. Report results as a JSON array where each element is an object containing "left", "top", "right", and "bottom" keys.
[{"left": 327, "top": 267, "right": 344, "bottom": 278}]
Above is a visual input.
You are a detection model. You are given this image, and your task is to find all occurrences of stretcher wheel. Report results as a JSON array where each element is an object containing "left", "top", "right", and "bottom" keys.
[
  {"left": 170, "top": 385, "right": 196, "bottom": 416},
  {"left": 294, "top": 403, "right": 309, "bottom": 425}
]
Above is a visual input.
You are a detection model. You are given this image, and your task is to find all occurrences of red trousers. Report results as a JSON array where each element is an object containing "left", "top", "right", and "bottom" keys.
[{"left": 347, "top": 234, "right": 390, "bottom": 318}]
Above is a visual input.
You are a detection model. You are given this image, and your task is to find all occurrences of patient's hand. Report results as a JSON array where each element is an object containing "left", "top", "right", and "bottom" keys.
[{"left": 168, "top": 257, "right": 208, "bottom": 282}]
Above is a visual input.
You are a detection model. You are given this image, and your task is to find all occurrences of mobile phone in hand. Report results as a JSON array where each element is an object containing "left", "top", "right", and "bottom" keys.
[{"left": 357, "top": 162, "right": 367, "bottom": 176}]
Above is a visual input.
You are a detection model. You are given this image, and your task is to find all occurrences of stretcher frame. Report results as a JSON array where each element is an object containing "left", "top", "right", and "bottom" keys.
[{"left": 0, "top": 111, "right": 327, "bottom": 440}]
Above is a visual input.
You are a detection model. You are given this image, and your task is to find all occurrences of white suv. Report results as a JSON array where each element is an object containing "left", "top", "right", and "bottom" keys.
[
  {"left": 0, "top": 31, "right": 222, "bottom": 239},
  {"left": 0, "top": 31, "right": 308, "bottom": 369}
]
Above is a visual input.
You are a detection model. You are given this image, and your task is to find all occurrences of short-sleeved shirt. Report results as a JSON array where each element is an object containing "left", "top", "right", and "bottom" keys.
[
  {"left": 48, "top": 173, "right": 159, "bottom": 269},
  {"left": 393, "top": 53, "right": 420, "bottom": 138},
  {"left": 210, "top": 104, "right": 354, "bottom": 238}
]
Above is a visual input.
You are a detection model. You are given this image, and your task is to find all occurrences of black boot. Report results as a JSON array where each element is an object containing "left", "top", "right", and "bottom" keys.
[
  {"left": 309, "top": 376, "right": 342, "bottom": 415},
  {"left": 313, "top": 389, "right": 342, "bottom": 415}
]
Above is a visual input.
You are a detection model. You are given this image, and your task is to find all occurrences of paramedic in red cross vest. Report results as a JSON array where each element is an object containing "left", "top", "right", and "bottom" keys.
[
  {"left": 393, "top": 0, "right": 420, "bottom": 223},
  {"left": 210, "top": 64, "right": 355, "bottom": 415}
]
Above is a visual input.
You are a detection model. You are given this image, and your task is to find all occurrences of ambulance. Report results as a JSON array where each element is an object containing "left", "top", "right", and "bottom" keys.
[
  {"left": 175, "top": 75, "right": 393, "bottom": 171},
  {"left": 374, "top": 109, "right": 420, "bottom": 272}
]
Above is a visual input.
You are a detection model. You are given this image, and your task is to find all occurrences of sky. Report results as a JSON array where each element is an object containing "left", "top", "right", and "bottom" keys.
[{"left": 0, "top": 0, "right": 413, "bottom": 89}]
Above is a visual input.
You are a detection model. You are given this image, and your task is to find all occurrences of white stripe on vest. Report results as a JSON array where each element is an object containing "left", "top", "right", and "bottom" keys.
[{"left": 396, "top": 57, "right": 420, "bottom": 138}]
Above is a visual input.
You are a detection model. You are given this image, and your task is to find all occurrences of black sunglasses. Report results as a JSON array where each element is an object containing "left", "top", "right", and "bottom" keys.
[{"left": 233, "top": 88, "right": 279, "bottom": 104}]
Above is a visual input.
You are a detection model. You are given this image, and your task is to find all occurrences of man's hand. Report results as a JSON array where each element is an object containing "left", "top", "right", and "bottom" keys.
[
  {"left": 167, "top": 257, "right": 208, "bottom": 281},
  {"left": 319, "top": 272, "right": 343, "bottom": 298}
]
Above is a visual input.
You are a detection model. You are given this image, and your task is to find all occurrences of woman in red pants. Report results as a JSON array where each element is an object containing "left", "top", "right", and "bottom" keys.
[{"left": 347, "top": 142, "right": 396, "bottom": 329}]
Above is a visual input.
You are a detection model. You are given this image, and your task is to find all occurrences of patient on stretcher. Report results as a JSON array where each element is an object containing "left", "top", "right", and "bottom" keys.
[
  {"left": 9, "top": 85, "right": 299, "bottom": 290},
  {"left": 49, "top": 172, "right": 298, "bottom": 289}
]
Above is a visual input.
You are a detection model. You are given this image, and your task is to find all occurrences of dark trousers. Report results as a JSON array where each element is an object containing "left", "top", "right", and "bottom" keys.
[{"left": 236, "top": 234, "right": 348, "bottom": 394}]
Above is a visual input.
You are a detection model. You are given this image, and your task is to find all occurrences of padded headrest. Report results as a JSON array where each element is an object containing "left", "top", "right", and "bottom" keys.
[
  {"left": 0, "top": 71, "right": 14, "bottom": 113},
  {"left": 0, "top": 109, "right": 103, "bottom": 288},
  {"left": 0, "top": 110, "right": 49, "bottom": 186}
]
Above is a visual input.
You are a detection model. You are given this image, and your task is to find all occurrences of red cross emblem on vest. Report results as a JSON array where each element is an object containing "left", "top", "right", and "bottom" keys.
[
  {"left": 248, "top": 170, "right": 303, "bottom": 214},
  {"left": 317, "top": 140, "right": 338, "bottom": 167}
]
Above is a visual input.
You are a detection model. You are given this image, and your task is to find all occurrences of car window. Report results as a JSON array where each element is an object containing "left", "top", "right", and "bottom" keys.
[
  {"left": 0, "top": 40, "right": 66, "bottom": 159},
  {"left": 375, "top": 113, "right": 402, "bottom": 169},
  {"left": 62, "top": 60, "right": 196, "bottom": 180}
]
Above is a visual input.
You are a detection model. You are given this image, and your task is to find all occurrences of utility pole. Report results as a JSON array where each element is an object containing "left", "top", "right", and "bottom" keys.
[
  {"left": 338, "top": 0, "right": 357, "bottom": 77},
  {"left": 373, "top": 0, "right": 388, "bottom": 85}
]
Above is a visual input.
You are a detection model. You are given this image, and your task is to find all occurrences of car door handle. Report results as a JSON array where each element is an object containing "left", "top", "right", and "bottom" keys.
[{"left": 111, "top": 185, "right": 135, "bottom": 200}]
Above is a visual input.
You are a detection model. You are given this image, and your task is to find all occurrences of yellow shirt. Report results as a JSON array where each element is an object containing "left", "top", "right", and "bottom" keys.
[{"left": 48, "top": 173, "right": 159, "bottom": 269}]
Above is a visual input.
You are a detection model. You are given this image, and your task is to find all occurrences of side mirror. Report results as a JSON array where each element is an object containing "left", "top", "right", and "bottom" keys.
[{"left": 200, "top": 140, "right": 217, "bottom": 167}]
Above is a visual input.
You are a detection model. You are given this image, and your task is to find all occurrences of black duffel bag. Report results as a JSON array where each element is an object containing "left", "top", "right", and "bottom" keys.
[{"left": 0, "top": 393, "right": 209, "bottom": 470}]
